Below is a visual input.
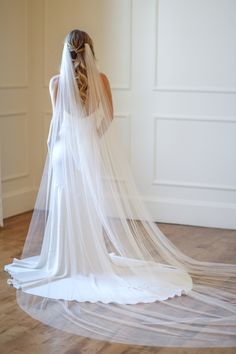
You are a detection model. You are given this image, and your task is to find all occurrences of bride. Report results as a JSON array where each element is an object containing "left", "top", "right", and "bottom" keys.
[{"left": 4, "top": 29, "right": 236, "bottom": 347}]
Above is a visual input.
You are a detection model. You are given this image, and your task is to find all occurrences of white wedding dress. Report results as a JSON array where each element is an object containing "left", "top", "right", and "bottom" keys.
[
  {"left": 5, "top": 109, "right": 192, "bottom": 304},
  {"left": 4, "top": 42, "right": 236, "bottom": 347}
]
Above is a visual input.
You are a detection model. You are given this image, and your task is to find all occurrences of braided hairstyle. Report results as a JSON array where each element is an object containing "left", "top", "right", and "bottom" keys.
[{"left": 65, "top": 29, "right": 96, "bottom": 105}]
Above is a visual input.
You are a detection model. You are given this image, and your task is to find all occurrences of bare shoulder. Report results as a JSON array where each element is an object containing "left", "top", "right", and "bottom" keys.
[
  {"left": 49, "top": 74, "right": 59, "bottom": 91},
  {"left": 99, "top": 72, "right": 113, "bottom": 114},
  {"left": 99, "top": 72, "right": 111, "bottom": 88}
]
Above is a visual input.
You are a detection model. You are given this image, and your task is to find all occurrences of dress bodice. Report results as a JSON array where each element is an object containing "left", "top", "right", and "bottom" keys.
[{"left": 59, "top": 108, "right": 99, "bottom": 139}]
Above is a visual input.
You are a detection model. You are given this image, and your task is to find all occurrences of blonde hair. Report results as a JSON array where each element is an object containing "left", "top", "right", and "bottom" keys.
[{"left": 65, "top": 29, "right": 95, "bottom": 105}]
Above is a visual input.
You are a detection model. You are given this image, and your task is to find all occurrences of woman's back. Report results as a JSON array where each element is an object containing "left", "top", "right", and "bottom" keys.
[{"left": 49, "top": 72, "right": 113, "bottom": 119}]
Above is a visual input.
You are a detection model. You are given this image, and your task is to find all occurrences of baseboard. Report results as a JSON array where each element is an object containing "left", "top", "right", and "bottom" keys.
[
  {"left": 2, "top": 187, "right": 37, "bottom": 222},
  {"left": 144, "top": 196, "right": 236, "bottom": 230},
  {"left": 2, "top": 189, "right": 235, "bottom": 230}
]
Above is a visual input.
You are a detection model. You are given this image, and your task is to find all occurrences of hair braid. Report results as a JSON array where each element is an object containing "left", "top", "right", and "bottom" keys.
[
  {"left": 66, "top": 30, "right": 96, "bottom": 106},
  {"left": 74, "top": 53, "right": 88, "bottom": 105}
]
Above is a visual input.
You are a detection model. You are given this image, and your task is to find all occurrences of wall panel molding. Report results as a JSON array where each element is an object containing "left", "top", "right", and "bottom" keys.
[
  {"left": 0, "top": 112, "right": 28, "bottom": 118},
  {"left": 153, "top": 0, "right": 236, "bottom": 94},
  {"left": 0, "top": 0, "right": 29, "bottom": 89},
  {"left": 152, "top": 179, "right": 236, "bottom": 192},
  {"left": 110, "top": 0, "right": 133, "bottom": 91},
  {"left": 152, "top": 115, "right": 236, "bottom": 191},
  {"left": 1, "top": 113, "right": 30, "bottom": 183}
]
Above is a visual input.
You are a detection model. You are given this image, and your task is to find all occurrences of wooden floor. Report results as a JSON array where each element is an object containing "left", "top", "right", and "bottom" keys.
[{"left": 0, "top": 211, "right": 235, "bottom": 354}]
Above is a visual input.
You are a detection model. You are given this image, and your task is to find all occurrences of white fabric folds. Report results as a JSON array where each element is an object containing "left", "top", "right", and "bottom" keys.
[{"left": 4, "top": 41, "right": 236, "bottom": 348}]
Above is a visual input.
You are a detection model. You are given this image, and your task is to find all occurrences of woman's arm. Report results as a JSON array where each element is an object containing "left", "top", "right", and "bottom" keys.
[
  {"left": 97, "top": 73, "right": 114, "bottom": 137},
  {"left": 47, "top": 75, "right": 59, "bottom": 150},
  {"left": 49, "top": 75, "right": 59, "bottom": 111},
  {"left": 100, "top": 73, "right": 113, "bottom": 117}
]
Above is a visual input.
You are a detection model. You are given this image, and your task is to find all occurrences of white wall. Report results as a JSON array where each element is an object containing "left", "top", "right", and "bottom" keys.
[
  {"left": 0, "top": 0, "right": 235, "bottom": 229},
  {"left": 0, "top": 0, "right": 36, "bottom": 221},
  {"left": 146, "top": 0, "right": 236, "bottom": 228}
]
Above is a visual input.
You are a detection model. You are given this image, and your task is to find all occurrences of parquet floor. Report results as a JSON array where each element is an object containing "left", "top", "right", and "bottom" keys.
[{"left": 0, "top": 211, "right": 235, "bottom": 354}]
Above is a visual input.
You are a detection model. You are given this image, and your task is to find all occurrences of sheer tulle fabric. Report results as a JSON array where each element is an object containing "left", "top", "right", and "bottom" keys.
[{"left": 4, "top": 42, "right": 236, "bottom": 347}]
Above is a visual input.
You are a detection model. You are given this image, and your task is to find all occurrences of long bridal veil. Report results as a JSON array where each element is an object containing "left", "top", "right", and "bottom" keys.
[{"left": 4, "top": 39, "right": 236, "bottom": 348}]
